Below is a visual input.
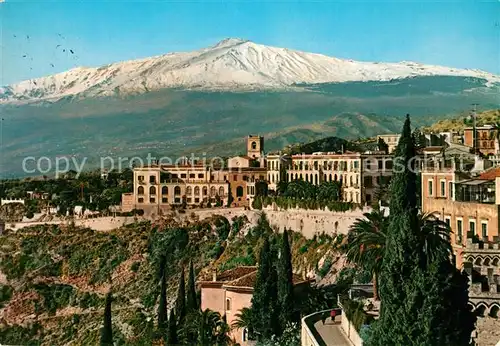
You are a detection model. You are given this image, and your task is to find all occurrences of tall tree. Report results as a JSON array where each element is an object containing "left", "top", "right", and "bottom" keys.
[
  {"left": 278, "top": 229, "right": 295, "bottom": 327},
  {"left": 100, "top": 291, "right": 113, "bottom": 346},
  {"left": 167, "top": 310, "right": 178, "bottom": 346},
  {"left": 251, "top": 237, "right": 281, "bottom": 340},
  {"left": 369, "top": 114, "right": 425, "bottom": 345},
  {"left": 344, "top": 211, "right": 452, "bottom": 301},
  {"left": 186, "top": 260, "right": 198, "bottom": 313},
  {"left": 175, "top": 267, "right": 186, "bottom": 323},
  {"left": 368, "top": 115, "right": 475, "bottom": 346},
  {"left": 157, "top": 256, "right": 168, "bottom": 332}
]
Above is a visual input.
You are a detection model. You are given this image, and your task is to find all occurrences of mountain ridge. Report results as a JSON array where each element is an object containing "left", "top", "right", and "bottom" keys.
[{"left": 2, "top": 38, "right": 499, "bottom": 104}]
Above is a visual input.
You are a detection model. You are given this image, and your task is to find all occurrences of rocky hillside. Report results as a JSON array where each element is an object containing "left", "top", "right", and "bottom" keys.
[{"left": 0, "top": 212, "right": 344, "bottom": 345}]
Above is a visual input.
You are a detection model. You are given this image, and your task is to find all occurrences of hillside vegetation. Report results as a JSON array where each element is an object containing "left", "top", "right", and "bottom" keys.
[
  {"left": 0, "top": 213, "right": 344, "bottom": 345},
  {"left": 423, "top": 109, "right": 500, "bottom": 133}
]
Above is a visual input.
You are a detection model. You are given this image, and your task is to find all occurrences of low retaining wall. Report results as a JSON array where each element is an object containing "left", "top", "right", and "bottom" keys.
[
  {"left": 301, "top": 310, "right": 329, "bottom": 346},
  {"left": 339, "top": 301, "right": 364, "bottom": 346}
]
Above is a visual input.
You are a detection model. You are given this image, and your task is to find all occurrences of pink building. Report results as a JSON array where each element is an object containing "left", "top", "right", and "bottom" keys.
[{"left": 198, "top": 266, "right": 310, "bottom": 345}]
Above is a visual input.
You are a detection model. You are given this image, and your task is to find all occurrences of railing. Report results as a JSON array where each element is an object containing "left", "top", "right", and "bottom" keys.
[{"left": 301, "top": 310, "right": 329, "bottom": 346}]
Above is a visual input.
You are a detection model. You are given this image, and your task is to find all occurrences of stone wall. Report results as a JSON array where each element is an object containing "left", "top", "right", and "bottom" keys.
[
  {"left": 262, "top": 205, "right": 372, "bottom": 238},
  {"left": 192, "top": 206, "right": 370, "bottom": 239}
]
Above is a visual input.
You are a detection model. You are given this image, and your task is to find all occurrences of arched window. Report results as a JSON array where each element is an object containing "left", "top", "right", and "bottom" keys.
[
  {"left": 490, "top": 305, "right": 500, "bottom": 318},
  {"left": 334, "top": 174, "right": 337, "bottom": 181},
  {"left": 236, "top": 186, "right": 244, "bottom": 197},
  {"left": 492, "top": 257, "right": 499, "bottom": 266},
  {"left": 210, "top": 186, "right": 216, "bottom": 196},
  {"left": 149, "top": 186, "right": 156, "bottom": 195},
  {"left": 203, "top": 187, "right": 208, "bottom": 196},
  {"left": 484, "top": 257, "right": 491, "bottom": 266},
  {"left": 138, "top": 186, "right": 144, "bottom": 195},
  {"left": 350, "top": 176, "right": 353, "bottom": 187},
  {"left": 251, "top": 141, "right": 257, "bottom": 149},
  {"left": 219, "top": 186, "right": 225, "bottom": 196},
  {"left": 186, "top": 186, "right": 192, "bottom": 195},
  {"left": 194, "top": 186, "right": 200, "bottom": 196},
  {"left": 161, "top": 186, "right": 168, "bottom": 195},
  {"left": 226, "top": 298, "right": 231, "bottom": 311},
  {"left": 174, "top": 186, "right": 181, "bottom": 195},
  {"left": 314, "top": 175, "right": 318, "bottom": 185},
  {"left": 324, "top": 174, "right": 327, "bottom": 182}
]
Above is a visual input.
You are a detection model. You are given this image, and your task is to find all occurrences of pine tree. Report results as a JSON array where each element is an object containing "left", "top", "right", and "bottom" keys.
[
  {"left": 167, "top": 310, "right": 178, "bottom": 346},
  {"left": 175, "top": 267, "right": 186, "bottom": 323},
  {"left": 100, "top": 291, "right": 113, "bottom": 346},
  {"left": 157, "top": 256, "right": 168, "bottom": 332},
  {"left": 278, "top": 229, "right": 295, "bottom": 329},
  {"left": 251, "top": 237, "right": 281, "bottom": 340},
  {"left": 369, "top": 115, "right": 476, "bottom": 345},
  {"left": 186, "top": 260, "right": 198, "bottom": 313}
]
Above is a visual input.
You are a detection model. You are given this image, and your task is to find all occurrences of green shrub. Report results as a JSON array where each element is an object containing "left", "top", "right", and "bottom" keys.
[{"left": 0, "top": 284, "right": 13, "bottom": 308}]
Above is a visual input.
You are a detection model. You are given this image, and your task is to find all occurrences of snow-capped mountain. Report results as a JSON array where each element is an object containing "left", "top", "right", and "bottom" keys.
[{"left": 1, "top": 38, "right": 499, "bottom": 103}]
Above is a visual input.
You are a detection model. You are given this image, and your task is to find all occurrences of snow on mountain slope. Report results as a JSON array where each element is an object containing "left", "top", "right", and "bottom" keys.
[{"left": 1, "top": 38, "right": 499, "bottom": 103}]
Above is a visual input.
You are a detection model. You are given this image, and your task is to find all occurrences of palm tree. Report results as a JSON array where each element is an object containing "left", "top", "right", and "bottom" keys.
[
  {"left": 343, "top": 210, "right": 452, "bottom": 300},
  {"left": 182, "top": 309, "right": 231, "bottom": 346},
  {"left": 344, "top": 209, "right": 387, "bottom": 300},
  {"left": 231, "top": 307, "right": 254, "bottom": 340}
]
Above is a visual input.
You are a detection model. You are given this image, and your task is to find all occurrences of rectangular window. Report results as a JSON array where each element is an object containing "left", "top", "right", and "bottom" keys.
[
  {"left": 440, "top": 180, "right": 446, "bottom": 197},
  {"left": 162, "top": 197, "right": 168, "bottom": 203},
  {"left": 195, "top": 198, "right": 199, "bottom": 203},
  {"left": 354, "top": 161, "right": 359, "bottom": 169},
  {"left": 364, "top": 176, "right": 373, "bottom": 188},
  {"left": 150, "top": 198, "right": 155, "bottom": 203},
  {"left": 211, "top": 175, "right": 215, "bottom": 181},
  {"left": 198, "top": 174, "right": 204, "bottom": 178},
  {"left": 385, "top": 160, "right": 393, "bottom": 170},
  {"left": 469, "top": 220, "right": 476, "bottom": 235},
  {"left": 448, "top": 182, "right": 453, "bottom": 200},
  {"left": 233, "top": 175, "right": 237, "bottom": 181},
  {"left": 149, "top": 175, "right": 156, "bottom": 184},
  {"left": 181, "top": 174, "right": 187, "bottom": 179},
  {"left": 138, "top": 197, "right": 144, "bottom": 203},
  {"left": 189, "top": 174, "right": 195, "bottom": 178},
  {"left": 378, "top": 160, "right": 383, "bottom": 170},
  {"left": 138, "top": 175, "right": 144, "bottom": 181},
  {"left": 457, "top": 219, "right": 463, "bottom": 243},
  {"left": 428, "top": 180, "right": 433, "bottom": 196},
  {"left": 445, "top": 217, "right": 451, "bottom": 228},
  {"left": 187, "top": 198, "right": 192, "bottom": 203},
  {"left": 482, "top": 222, "right": 488, "bottom": 239}
]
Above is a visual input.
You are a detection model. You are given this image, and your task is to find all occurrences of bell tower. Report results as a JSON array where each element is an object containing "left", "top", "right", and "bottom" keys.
[{"left": 247, "top": 135, "right": 264, "bottom": 159}]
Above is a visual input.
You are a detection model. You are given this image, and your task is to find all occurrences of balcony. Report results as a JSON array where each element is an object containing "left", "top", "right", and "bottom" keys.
[{"left": 455, "top": 180, "right": 495, "bottom": 204}]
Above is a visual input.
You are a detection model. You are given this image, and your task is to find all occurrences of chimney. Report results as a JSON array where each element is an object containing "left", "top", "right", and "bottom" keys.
[{"left": 212, "top": 269, "right": 217, "bottom": 282}]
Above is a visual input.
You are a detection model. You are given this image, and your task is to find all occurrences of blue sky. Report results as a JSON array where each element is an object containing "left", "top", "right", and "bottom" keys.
[{"left": 1, "top": 0, "right": 499, "bottom": 85}]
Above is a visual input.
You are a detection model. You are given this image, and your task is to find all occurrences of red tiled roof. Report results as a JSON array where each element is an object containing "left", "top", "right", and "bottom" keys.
[
  {"left": 224, "top": 271, "right": 307, "bottom": 288},
  {"left": 198, "top": 266, "right": 257, "bottom": 283},
  {"left": 479, "top": 167, "right": 500, "bottom": 180}
]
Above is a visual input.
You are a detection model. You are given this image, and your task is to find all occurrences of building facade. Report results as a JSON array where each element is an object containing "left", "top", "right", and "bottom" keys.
[
  {"left": 286, "top": 152, "right": 393, "bottom": 204},
  {"left": 122, "top": 136, "right": 393, "bottom": 214},
  {"left": 464, "top": 125, "right": 498, "bottom": 156},
  {"left": 376, "top": 134, "right": 401, "bottom": 154},
  {"left": 198, "top": 266, "right": 309, "bottom": 346},
  {"left": 421, "top": 158, "right": 500, "bottom": 267}
]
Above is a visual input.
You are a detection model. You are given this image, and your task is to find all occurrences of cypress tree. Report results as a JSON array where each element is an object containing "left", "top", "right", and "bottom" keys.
[
  {"left": 186, "top": 260, "right": 198, "bottom": 313},
  {"left": 251, "top": 237, "right": 281, "bottom": 340},
  {"left": 157, "top": 256, "right": 168, "bottom": 331},
  {"left": 175, "top": 267, "right": 186, "bottom": 323},
  {"left": 369, "top": 115, "right": 476, "bottom": 345},
  {"left": 167, "top": 310, "right": 178, "bottom": 346},
  {"left": 100, "top": 291, "right": 113, "bottom": 346},
  {"left": 278, "top": 229, "right": 295, "bottom": 328}
]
